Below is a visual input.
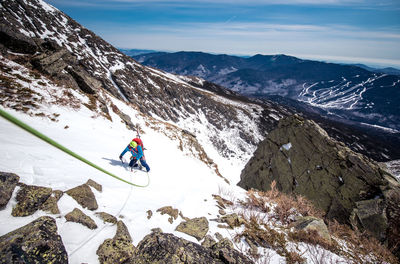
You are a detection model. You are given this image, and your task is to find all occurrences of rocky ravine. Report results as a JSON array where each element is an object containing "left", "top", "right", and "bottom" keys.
[{"left": 238, "top": 114, "right": 400, "bottom": 259}]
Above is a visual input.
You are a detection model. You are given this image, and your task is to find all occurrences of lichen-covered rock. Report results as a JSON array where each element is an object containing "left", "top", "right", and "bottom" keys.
[
  {"left": 238, "top": 114, "right": 400, "bottom": 247},
  {"left": 97, "top": 220, "right": 135, "bottom": 264},
  {"left": 291, "top": 216, "right": 331, "bottom": 243},
  {"left": 65, "top": 208, "right": 97, "bottom": 229},
  {"left": 202, "top": 235, "right": 217, "bottom": 248},
  {"left": 0, "top": 172, "right": 19, "bottom": 209},
  {"left": 66, "top": 183, "right": 98, "bottom": 210},
  {"left": 86, "top": 179, "right": 102, "bottom": 192},
  {"left": 114, "top": 221, "right": 132, "bottom": 242},
  {"left": 157, "top": 206, "right": 179, "bottom": 224},
  {"left": 40, "top": 190, "right": 63, "bottom": 214},
  {"left": 11, "top": 184, "right": 52, "bottom": 216},
  {"left": 95, "top": 212, "right": 118, "bottom": 224},
  {"left": 175, "top": 217, "right": 209, "bottom": 241},
  {"left": 130, "top": 231, "right": 253, "bottom": 264},
  {"left": 0, "top": 216, "right": 68, "bottom": 263}
]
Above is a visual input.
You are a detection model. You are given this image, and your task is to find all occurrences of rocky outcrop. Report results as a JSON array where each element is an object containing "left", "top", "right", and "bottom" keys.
[
  {"left": 0, "top": 216, "right": 68, "bottom": 263},
  {"left": 0, "top": 172, "right": 19, "bottom": 209},
  {"left": 66, "top": 66, "right": 101, "bottom": 95},
  {"left": 12, "top": 184, "right": 52, "bottom": 216},
  {"left": 65, "top": 208, "right": 98, "bottom": 229},
  {"left": 238, "top": 114, "right": 400, "bottom": 252},
  {"left": 0, "top": 23, "right": 38, "bottom": 54},
  {"left": 66, "top": 183, "right": 98, "bottom": 210},
  {"left": 175, "top": 217, "right": 209, "bottom": 241},
  {"left": 31, "top": 48, "right": 71, "bottom": 75},
  {"left": 131, "top": 231, "right": 253, "bottom": 264},
  {"left": 97, "top": 220, "right": 135, "bottom": 264}
]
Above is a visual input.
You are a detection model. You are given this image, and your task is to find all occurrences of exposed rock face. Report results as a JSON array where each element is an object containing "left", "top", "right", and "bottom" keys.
[
  {"left": 131, "top": 231, "right": 253, "bottom": 264},
  {"left": 0, "top": 172, "right": 19, "bottom": 209},
  {"left": 175, "top": 217, "right": 209, "bottom": 241},
  {"left": 66, "top": 183, "right": 98, "bottom": 210},
  {"left": 0, "top": 24, "right": 38, "bottom": 54},
  {"left": 97, "top": 220, "right": 135, "bottom": 264},
  {"left": 0, "top": 216, "right": 68, "bottom": 263},
  {"left": 238, "top": 115, "right": 400, "bottom": 250},
  {"left": 12, "top": 184, "right": 52, "bottom": 216},
  {"left": 65, "top": 208, "right": 98, "bottom": 229}
]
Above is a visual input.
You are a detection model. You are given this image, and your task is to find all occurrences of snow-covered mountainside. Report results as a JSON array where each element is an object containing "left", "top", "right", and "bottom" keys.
[
  {"left": 134, "top": 51, "right": 400, "bottom": 131},
  {"left": 0, "top": 0, "right": 292, "bottom": 165},
  {"left": 1, "top": 1, "right": 399, "bottom": 263},
  {"left": 0, "top": 55, "right": 396, "bottom": 264}
]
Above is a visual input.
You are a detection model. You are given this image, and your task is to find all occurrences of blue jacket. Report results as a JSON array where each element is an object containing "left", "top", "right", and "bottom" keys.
[{"left": 120, "top": 144, "right": 143, "bottom": 160}]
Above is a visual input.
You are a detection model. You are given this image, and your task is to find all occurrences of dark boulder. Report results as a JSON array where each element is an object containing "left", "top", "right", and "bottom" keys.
[
  {"left": 0, "top": 216, "right": 68, "bottom": 263},
  {"left": 0, "top": 172, "right": 20, "bottom": 209},
  {"left": 12, "top": 184, "right": 52, "bottom": 217},
  {"left": 66, "top": 183, "right": 98, "bottom": 210},
  {"left": 97, "top": 220, "right": 135, "bottom": 264},
  {"left": 65, "top": 208, "right": 98, "bottom": 229},
  {"left": 175, "top": 217, "right": 209, "bottom": 241},
  {"left": 130, "top": 231, "right": 253, "bottom": 264}
]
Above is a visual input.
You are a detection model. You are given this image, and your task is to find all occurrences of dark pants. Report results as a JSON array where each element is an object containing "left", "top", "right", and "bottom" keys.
[{"left": 129, "top": 158, "right": 150, "bottom": 172}]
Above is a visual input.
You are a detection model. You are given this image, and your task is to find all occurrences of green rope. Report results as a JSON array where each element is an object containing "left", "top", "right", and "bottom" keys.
[{"left": 0, "top": 108, "right": 149, "bottom": 187}]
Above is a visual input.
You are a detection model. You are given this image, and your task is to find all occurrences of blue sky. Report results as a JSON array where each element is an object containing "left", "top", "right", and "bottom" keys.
[{"left": 46, "top": 0, "right": 400, "bottom": 67}]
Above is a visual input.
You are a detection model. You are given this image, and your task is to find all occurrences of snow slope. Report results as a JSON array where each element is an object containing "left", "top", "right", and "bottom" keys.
[
  {"left": 0, "top": 98, "right": 246, "bottom": 263},
  {"left": 0, "top": 55, "right": 249, "bottom": 263}
]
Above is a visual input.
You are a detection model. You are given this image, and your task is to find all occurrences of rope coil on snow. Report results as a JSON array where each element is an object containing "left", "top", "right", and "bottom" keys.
[{"left": 0, "top": 108, "right": 150, "bottom": 188}]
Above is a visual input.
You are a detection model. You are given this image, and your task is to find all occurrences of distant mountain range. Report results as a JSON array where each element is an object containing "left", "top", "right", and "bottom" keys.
[
  {"left": 132, "top": 51, "right": 400, "bottom": 131},
  {"left": 119, "top": 48, "right": 160, "bottom": 56},
  {"left": 351, "top": 64, "right": 400, "bottom": 76}
]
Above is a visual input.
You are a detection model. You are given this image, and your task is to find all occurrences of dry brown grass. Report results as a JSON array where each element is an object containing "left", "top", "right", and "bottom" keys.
[
  {"left": 226, "top": 181, "right": 398, "bottom": 263},
  {"left": 286, "top": 251, "right": 306, "bottom": 264},
  {"left": 327, "top": 220, "right": 398, "bottom": 264},
  {"left": 244, "top": 181, "right": 322, "bottom": 225},
  {"left": 288, "top": 229, "right": 340, "bottom": 255},
  {"left": 235, "top": 217, "right": 288, "bottom": 258}
]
